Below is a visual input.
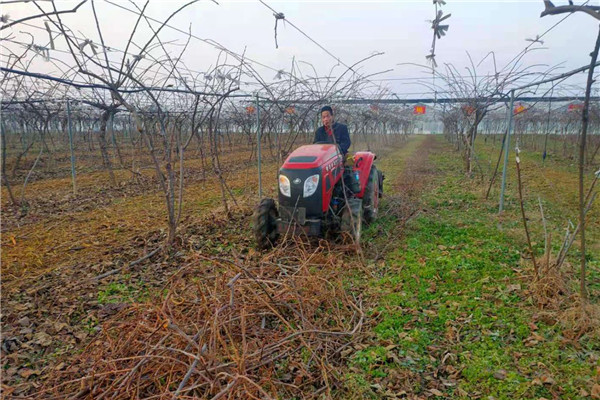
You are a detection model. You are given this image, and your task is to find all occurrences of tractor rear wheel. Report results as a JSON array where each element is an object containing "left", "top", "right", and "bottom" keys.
[
  {"left": 254, "top": 198, "right": 279, "bottom": 249},
  {"left": 363, "top": 166, "right": 380, "bottom": 224},
  {"left": 341, "top": 198, "right": 363, "bottom": 245}
]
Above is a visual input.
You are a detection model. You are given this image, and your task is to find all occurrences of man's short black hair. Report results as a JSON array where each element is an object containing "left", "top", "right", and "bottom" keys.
[{"left": 320, "top": 106, "right": 333, "bottom": 115}]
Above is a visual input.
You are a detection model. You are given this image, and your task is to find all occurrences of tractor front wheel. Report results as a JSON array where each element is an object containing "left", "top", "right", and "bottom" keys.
[{"left": 254, "top": 198, "right": 279, "bottom": 249}]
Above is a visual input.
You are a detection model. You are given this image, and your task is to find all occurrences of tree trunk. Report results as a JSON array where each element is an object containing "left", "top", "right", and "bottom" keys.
[
  {"left": 577, "top": 26, "right": 600, "bottom": 303},
  {"left": 1, "top": 122, "right": 17, "bottom": 205},
  {"left": 110, "top": 112, "right": 125, "bottom": 168},
  {"left": 99, "top": 110, "right": 117, "bottom": 186}
]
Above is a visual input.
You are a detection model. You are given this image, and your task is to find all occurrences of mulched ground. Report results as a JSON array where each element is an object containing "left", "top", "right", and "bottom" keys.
[{"left": 1, "top": 136, "right": 421, "bottom": 399}]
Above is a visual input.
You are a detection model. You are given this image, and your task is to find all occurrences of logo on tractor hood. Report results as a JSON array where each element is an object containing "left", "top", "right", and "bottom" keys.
[{"left": 293, "top": 178, "right": 302, "bottom": 185}]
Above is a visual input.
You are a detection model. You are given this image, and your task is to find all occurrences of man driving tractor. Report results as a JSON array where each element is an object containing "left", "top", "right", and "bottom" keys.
[
  {"left": 313, "top": 106, "right": 351, "bottom": 156},
  {"left": 253, "top": 105, "right": 382, "bottom": 249}
]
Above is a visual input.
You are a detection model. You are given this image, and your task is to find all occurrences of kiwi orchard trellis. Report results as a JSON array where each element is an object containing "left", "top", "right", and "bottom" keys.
[
  {"left": 0, "top": 0, "right": 404, "bottom": 248},
  {"left": 1, "top": 0, "right": 598, "bottom": 253},
  {"left": 3, "top": 71, "right": 594, "bottom": 200},
  {"left": 498, "top": 61, "right": 600, "bottom": 214}
]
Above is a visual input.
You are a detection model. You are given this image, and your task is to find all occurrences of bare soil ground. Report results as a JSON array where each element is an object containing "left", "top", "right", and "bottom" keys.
[{"left": 1, "top": 135, "right": 414, "bottom": 398}]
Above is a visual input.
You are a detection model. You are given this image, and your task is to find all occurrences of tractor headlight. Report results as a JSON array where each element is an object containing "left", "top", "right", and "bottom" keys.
[
  {"left": 279, "top": 174, "right": 291, "bottom": 197},
  {"left": 303, "top": 174, "right": 320, "bottom": 197}
]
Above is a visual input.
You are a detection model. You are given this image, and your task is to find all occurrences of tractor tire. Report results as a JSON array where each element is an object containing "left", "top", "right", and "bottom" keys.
[
  {"left": 254, "top": 198, "right": 279, "bottom": 250},
  {"left": 363, "top": 166, "right": 380, "bottom": 224},
  {"left": 341, "top": 198, "right": 363, "bottom": 246}
]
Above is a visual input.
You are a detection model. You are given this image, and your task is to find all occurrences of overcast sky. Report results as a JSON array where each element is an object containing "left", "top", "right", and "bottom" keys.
[{"left": 2, "top": 0, "right": 599, "bottom": 98}]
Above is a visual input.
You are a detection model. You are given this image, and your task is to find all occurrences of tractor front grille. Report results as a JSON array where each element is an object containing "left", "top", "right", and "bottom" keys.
[{"left": 278, "top": 167, "right": 323, "bottom": 217}]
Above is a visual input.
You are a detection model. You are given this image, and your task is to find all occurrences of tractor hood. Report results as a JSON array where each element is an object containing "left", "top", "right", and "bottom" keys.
[{"left": 281, "top": 144, "right": 340, "bottom": 169}]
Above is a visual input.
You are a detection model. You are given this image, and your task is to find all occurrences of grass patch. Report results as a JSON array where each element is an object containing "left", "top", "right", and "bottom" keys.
[
  {"left": 345, "top": 136, "right": 599, "bottom": 399},
  {"left": 98, "top": 281, "right": 149, "bottom": 304}
]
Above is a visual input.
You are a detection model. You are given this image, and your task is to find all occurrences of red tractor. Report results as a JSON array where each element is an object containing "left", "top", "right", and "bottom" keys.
[{"left": 253, "top": 144, "right": 383, "bottom": 249}]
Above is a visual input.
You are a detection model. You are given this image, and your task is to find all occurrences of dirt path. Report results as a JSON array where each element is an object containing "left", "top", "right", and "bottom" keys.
[
  {"left": 362, "top": 134, "right": 440, "bottom": 256},
  {"left": 338, "top": 135, "right": 447, "bottom": 397}
]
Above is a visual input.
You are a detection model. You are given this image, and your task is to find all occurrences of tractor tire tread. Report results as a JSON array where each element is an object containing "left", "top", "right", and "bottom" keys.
[{"left": 254, "top": 198, "right": 278, "bottom": 250}]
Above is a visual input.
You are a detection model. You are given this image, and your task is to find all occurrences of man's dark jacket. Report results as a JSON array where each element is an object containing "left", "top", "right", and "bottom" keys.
[{"left": 313, "top": 122, "right": 351, "bottom": 155}]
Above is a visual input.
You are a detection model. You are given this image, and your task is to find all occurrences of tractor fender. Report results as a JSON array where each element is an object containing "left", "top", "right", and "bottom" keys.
[{"left": 352, "top": 151, "right": 376, "bottom": 198}]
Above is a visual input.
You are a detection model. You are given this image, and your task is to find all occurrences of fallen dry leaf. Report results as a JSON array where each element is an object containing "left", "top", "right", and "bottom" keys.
[
  {"left": 531, "top": 378, "right": 543, "bottom": 386},
  {"left": 53, "top": 322, "right": 69, "bottom": 333},
  {"left": 541, "top": 375, "right": 555, "bottom": 385},
  {"left": 32, "top": 331, "right": 52, "bottom": 347},
  {"left": 18, "top": 369, "right": 40, "bottom": 379},
  {"left": 527, "top": 322, "right": 538, "bottom": 331},
  {"left": 493, "top": 370, "right": 507, "bottom": 380},
  {"left": 592, "top": 384, "right": 600, "bottom": 399},
  {"left": 506, "top": 284, "right": 521, "bottom": 293}
]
